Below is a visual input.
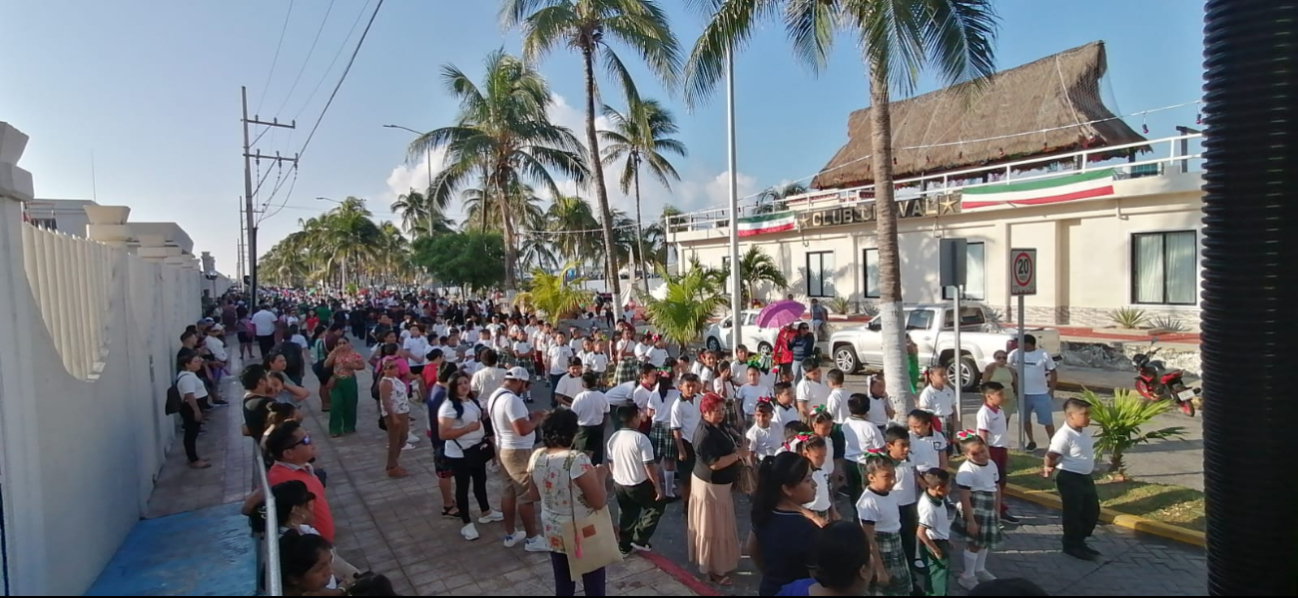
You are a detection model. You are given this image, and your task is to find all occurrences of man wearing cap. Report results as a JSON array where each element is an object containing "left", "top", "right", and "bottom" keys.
[{"left": 487, "top": 367, "right": 548, "bottom": 552}]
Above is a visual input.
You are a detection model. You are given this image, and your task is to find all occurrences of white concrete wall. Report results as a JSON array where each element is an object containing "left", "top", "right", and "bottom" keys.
[{"left": 0, "top": 127, "right": 202, "bottom": 595}]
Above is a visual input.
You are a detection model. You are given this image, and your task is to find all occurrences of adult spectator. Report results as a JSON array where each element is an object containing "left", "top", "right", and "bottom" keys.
[
  {"left": 487, "top": 367, "right": 548, "bottom": 552},
  {"left": 788, "top": 323, "right": 816, "bottom": 383},
  {"left": 240, "top": 364, "right": 276, "bottom": 440},
  {"left": 266, "top": 421, "right": 334, "bottom": 542},
  {"left": 252, "top": 304, "right": 279, "bottom": 357},
  {"left": 1008, "top": 334, "right": 1057, "bottom": 451},
  {"left": 688, "top": 392, "right": 747, "bottom": 586},
  {"left": 809, "top": 298, "right": 829, "bottom": 342},
  {"left": 278, "top": 531, "right": 335, "bottom": 596},
  {"left": 265, "top": 351, "right": 310, "bottom": 405},
  {"left": 378, "top": 357, "right": 412, "bottom": 479},
  {"left": 748, "top": 452, "right": 818, "bottom": 595},
  {"left": 175, "top": 350, "right": 210, "bottom": 469},
  {"left": 607, "top": 405, "right": 665, "bottom": 556},
  {"left": 526, "top": 409, "right": 609, "bottom": 596},
  {"left": 470, "top": 348, "right": 506, "bottom": 400},
  {"left": 427, "top": 362, "right": 458, "bottom": 515},
  {"left": 324, "top": 337, "right": 366, "bottom": 437},
  {"left": 439, "top": 371, "right": 502, "bottom": 540}
]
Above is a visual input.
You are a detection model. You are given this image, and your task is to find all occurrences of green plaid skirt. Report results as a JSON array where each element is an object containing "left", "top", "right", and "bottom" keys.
[
  {"left": 869, "top": 531, "right": 914, "bottom": 597},
  {"left": 650, "top": 421, "right": 677, "bottom": 461},
  {"left": 615, "top": 357, "right": 641, "bottom": 385},
  {"left": 956, "top": 491, "right": 1003, "bottom": 549}
]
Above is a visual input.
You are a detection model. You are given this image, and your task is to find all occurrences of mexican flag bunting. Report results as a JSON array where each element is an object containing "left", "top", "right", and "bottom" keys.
[
  {"left": 737, "top": 211, "right": 796, "bottom": 237},
  {"left": 961, "top": 169, "right": 1116, "bottom": 209}
]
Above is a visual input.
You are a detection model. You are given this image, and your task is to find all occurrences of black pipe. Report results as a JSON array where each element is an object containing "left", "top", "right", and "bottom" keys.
[{"left": 1201, "top": 1, "right": 1298, "bottom": 595}]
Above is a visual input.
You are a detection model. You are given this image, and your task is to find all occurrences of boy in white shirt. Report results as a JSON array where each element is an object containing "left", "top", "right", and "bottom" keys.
[
  {"left": 842, "top": 393, "right": 886, "bottom": 506},
  {"left": 795, "top": 359, "right": 830, "bottom": 418},
  {"left": 644, "top": 336, "right": 669, "bottom": 368},
  {"left": 917, "top": 367, "right": 957, "bottom": 438},
  {"left": 823, "top": 368, "right": 849, "bottom": 424},
  {"left": 856, "top": 455, "right": 911, "bottom": 596},
  {"left": 553, "top": 357, "right": 585, "bottom": 408},
  {"left": 670, "top": 373, "right": 703, "bottom": 504},
  {"left": 954, "top": 433, "right": 1002, "bottom": 591},
  {"left": 1044, "top": 398, "right": 1100, "bottom": 562},
  {"left": 884, "top": 425, "right": 920, "bottom": 593},
  {"left": 737, "top": 364, "right": 772, "bottom": 420},
  {"left": 769, "top": 382, "right": 801, "bottom": 433},
  {"left": 917, "top": 469, "right": 955, "bottom": 596},
  {"left": 744, "top": 401, "right": 781, "bottom": 463},
  {"left": 606, "top": 405, "right": 665, "bottom": 555},
  {"left": 571, "top": 372, "right": 611, "bottom": 464},
  {"left": 580, "top": 338, "right": 610, "bottom": 388},
  {"left": 976, "top": 381, "right": 1018, "bottom": 523},
  {"left": 547, "top": 332, "right": 575, "bottom": 395}
]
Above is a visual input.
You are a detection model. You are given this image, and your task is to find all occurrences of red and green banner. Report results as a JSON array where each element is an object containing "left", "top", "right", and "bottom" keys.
[
  {"left": 961, "top": 169, "right": 1115, "bottom": 209},
  {"left": 737, "top": 211, "right": 797, "bottom": 237}
]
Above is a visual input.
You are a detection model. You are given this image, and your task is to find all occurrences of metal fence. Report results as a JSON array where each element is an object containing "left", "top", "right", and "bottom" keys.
[{"left": 251, "top": 441, "right": 282, "bottom": 596}]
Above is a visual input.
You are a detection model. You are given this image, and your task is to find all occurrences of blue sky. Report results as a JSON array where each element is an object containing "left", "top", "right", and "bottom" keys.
[{"left": 0, "top": 0, "right": 1205, "bottom": 274}]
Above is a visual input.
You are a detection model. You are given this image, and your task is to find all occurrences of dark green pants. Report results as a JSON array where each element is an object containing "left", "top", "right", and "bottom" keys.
[
  {"left": 614, "top": 480, "right": 665, "bottom": 552},
  {"left": 574, "top": 423, "right": 606, "bottom": 465},
  {"left": 920, "top": 539, "right": 951, "bottom": 596}
]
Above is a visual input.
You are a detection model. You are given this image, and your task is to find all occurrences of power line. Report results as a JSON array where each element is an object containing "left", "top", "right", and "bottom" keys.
[
  {"left": 293, "top": 0, "right": 373, "bottom": 122},
  {"left": 274, "top": 0, "right": 337, "bottom": 117},
  {"left": 255, "top": 0, "right": 296, "bottom": 116}
]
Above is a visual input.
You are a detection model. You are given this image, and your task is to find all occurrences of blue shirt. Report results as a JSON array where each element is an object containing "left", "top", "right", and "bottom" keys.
[
  {"left": 426, "top": 384, "right": 448, "bottom": 444},
  {"left": 775, "top": 579, "right": 815, "bottom": 596},
  {"left": 754, "top": 510, "right": 819, "bottom": 595}
]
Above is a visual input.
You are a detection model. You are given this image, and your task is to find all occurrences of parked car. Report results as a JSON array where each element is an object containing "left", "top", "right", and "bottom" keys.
[
  {"left": 703, "top": 309, "right": 781, "bottom": 356},
  {"left": 829, "top": 303, "right": 1061, "bottom": 390}
]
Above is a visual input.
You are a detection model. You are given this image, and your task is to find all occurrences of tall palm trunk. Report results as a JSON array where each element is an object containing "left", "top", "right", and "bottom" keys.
[
  {"left": 496, "top": 172, "right": 519, "bottom": 290},
  {"left": 582, "top": 46, "right": 621, "bottom": 297},
  {"left": 633, "top": 156, "right": 648, "bottom": 294},
  {"left": 869, "top": 65, "right": 913, "bottom": 416}
]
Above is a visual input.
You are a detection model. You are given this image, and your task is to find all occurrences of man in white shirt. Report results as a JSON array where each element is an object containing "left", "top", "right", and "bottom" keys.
[
  {"left": 571, "top": 373, "right": 611, "bottom": 464},
  {"left": 204, "top": 324, "right": 230, "bottom": 365},
  {"left": 1044, "top": 398, "right": 1099, "bottom": 561},
  {"left": 1009, "top": 334, "right": 1058, "bottom": 450},
  {"left": 470, "top": 349, "right": 506, "bottom": 400},
  {"left": 251, "top": 305, "right": 278, "bottom": 357},
  {"left": 606, "top": 405, "right": 665, "bottom": 555},
  {"left": 795, "top": 359, "right": 830, "bottom": 418},
  {"left": 487, "top": 368, "right": 548, "bottom": 552},
  {"left": 670, "top": 373, "right": 703, "bottom": 504}
]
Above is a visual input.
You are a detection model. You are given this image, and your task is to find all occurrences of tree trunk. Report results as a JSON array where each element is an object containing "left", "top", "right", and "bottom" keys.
[
  {"left": 480, "top": 165, "right": 490, "bottom": 232},
  {"left": 582, "top": 46, "right": 621, "bottom": 298},
  {"left": 634, "top": 158, "right": 648, "bottom": 294},
  {"left": 869, "top": 65, "right": 914, "bottom": 418},
  {"left": 498, "top": 172, "right": 518, "bottom": 290}
]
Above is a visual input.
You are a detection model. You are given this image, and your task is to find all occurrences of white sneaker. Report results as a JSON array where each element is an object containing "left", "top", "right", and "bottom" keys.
[
  {"left": 461, "top": 523, "right": 480, "bottom": 541},
  {"left": 975, "top": 570, "right": 997, "bottom": 583},
  {"left": 478, "top": 510, "right": 504, "bottom": 523},
  {"left": 403, "top": 443, "right": 416, "bottom": 451},
  {"left": 523, "top": 536, "right": 548, "bottom": 552},
  {"left": 407, "top": 432, "right": 420, "bottom": 443},
  {"left": 503, "top": 531, "right": 525, "bottom": 548},
  {"left": 958, "top": 575, "right": 979, "bottom": 591}
]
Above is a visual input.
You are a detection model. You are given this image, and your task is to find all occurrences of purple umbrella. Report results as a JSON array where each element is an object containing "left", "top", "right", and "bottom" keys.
[{"left": 755, "top": 300, "right": 806, "bottom": 329}]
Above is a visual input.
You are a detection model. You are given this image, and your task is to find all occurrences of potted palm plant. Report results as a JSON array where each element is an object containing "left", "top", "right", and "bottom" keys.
[{"left": 642, "top": 265, "right": 728, "bottom": 354}]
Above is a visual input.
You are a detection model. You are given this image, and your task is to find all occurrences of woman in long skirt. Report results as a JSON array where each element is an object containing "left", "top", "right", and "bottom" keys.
[{"left": 687, "top": 393, "right": 746, "bottom": 586}]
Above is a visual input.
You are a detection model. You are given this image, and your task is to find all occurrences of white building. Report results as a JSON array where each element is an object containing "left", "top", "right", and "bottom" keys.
[
  {"left": 23, "top": 198, "right": 96, "bottom": 236},
  {"left": 668, "top": 42, "right": 1204, "bottom": 330}
]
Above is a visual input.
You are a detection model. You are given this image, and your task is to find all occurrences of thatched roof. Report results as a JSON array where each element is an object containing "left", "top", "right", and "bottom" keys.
[{"left": 811, "top": 42, "right": 1147, "bottom": 189}]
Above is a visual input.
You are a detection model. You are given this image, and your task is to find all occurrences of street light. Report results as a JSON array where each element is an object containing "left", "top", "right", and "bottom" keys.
[
  {"left": 316, "top": 196, "right": 344, "bottom": 204},
  {"left": 383, "top": 124, "right": 434, "bottom": 235}
]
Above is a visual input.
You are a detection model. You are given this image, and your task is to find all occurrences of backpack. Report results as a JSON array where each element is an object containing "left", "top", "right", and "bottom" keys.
[{"left": 165, "top": 383, "right": 182, "bottom": 415}]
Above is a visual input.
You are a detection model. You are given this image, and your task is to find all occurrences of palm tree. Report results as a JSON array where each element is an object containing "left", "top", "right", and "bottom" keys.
[
  {"left": 722, "top": 245, "right": 788, "bottom": 304},
  {"left": 546, "top": 194, "right": 602, "bottom": 264},
  {"left": 515, "top": 263, "right": 595, "bottom": 319},
  {"left": 409, "top": 49, "right": 589, "bottom": 289},
  {"left": 684, "top": 0, "right": 998, "bottom": 407},
  {"left": 600, "top": 98, "right": 687, "bottom": 293},
  {"left": 503, "top": 0, "right": 683, "bottom": 298},
  {"left": 642, "top": 263, "right": 728, "bottom": 352},
  {"left": 392, "top": 189, "right": 455, "bottom": 237},
  {"left": 755, "top": 181, "right": 807, "bottom": 214}
]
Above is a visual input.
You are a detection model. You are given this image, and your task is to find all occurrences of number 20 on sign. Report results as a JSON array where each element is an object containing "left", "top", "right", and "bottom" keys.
[{"left": 1010, "top": 248, "right": 1037, "bottom": 296}]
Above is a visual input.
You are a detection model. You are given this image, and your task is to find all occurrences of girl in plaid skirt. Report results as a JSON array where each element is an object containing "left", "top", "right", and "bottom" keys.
[
  {"left": 953, "top": 431, "right": 1003, "bottom": 591},
  {"left": 855, "top": 451, "right": 913, "bottom": 597},
  {"left": 648, "top": 371, "right": 681, "bottom": 499}
]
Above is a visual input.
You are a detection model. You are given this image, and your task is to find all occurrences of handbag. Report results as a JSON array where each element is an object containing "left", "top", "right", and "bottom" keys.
[
  {"left": 735, "top": 460, "right": 758, "bottom": 494},
  {"left": 554, "top": 451, "right": 622, "bottom": 578}
]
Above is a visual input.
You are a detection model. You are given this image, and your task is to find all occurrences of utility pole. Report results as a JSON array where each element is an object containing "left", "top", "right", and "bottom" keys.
[
  {"left": 237, "top": 198, "right": 246, "bottom": 287},
  {"left": 242, "top": 85, "right": 297, "bottom": 303}
]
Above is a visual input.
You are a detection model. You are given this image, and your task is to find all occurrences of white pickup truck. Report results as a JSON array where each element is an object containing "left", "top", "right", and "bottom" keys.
[{"left": 829, "top": 303, "right": 1060, "bottom": 390}]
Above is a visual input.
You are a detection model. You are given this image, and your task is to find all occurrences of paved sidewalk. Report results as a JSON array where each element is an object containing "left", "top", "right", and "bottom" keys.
[{"left": 146, "top": 357, "right": 698, "bottom": 597}]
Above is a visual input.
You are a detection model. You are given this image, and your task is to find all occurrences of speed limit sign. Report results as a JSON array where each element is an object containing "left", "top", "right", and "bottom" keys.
[{"left": 1010, "top": 248, "right": 1037, "bottom": 296}]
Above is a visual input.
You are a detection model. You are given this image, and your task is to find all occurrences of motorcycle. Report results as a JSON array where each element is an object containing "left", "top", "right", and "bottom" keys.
[{"left": 1132, "top": 338, "right": 1199, "bottom": 417}]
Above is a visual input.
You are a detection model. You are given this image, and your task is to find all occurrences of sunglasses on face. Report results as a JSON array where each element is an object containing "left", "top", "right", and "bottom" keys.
[{"left": 289, "top": 434, "right": 312, "bottom": 449}]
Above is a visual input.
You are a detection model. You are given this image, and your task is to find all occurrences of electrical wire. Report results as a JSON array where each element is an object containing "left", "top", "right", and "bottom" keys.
[
  {"left": 274, "top": 0, "right": 336, "bottom": 117},
  {"left": 293, "top": 0, "right": 373, "bottom": 122},
  {"left": 254, "top": 0, "right": 296, "bottom": 117}
]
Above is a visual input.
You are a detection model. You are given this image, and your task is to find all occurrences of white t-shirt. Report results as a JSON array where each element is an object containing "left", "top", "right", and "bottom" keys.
[
  {"left": 745, "top": 423, "right": 781, "bottom": 459},
  {"left": 956, "top": 459, "right": 1000, "bottom": 493},
  {"left": 634, "top": 342, "right": 651, "bottom": 360},
  {"left": 866, "top": 394, "right": 891, "bottom": 426},
  {"left": 645, "top": 347, "right": 669, "bottom": 368},
  {"left": 670, "top": 396, "right": 702, "bottom": 443},
  {"left": 1009, "top": 348, "right": 1056, "bottom": 396},
  {"left": 177, "top": 371, "right": 208, "bottom": 399},
  {"left": 1048, "top": 424, "right": 1096, "bottom": 475},
  {"left": 438, "top": 399, "right": 486, "bottom": 458},
  {"left": 204, "top": 335, "right": 228, "bottom": 361},
  {"left": 615, "top": 339, "right": 636, "bottom": 357},
  {"left": 571, "top": 390, "right": 610, "bottom": 426},
  {"left": 569, "top": 338, "right": 585, "bottom": 353},
  {"left": 917, "top": 495, "right": 953, "bottom": 540},
  {"left": 738, "top": 383, "right": 772, "bottom": 416},
  {"left": 908, "top": 431, "right": 949, "bottom": 472},
  {"left": 513, "top": 340, "right": 533, "bottom": 356},
  {"left": 471, "top": 366, "right": 506, "bottom": 401},
  {"left": 697, "top": 366, "right": 716, "bottom": 389},
  {"left": 796, "top": 379, "right": 830, "bottom": 412},
  {"left": 548, "top": 345, "right": 574, "bottom": 375},
  {"left": 403, "top": 336, "right": 431, "bottom": 366},
  {"left": 581, "top": 350, "right": 610, "bottom": 373},
  {"left": 918, "top": 384, "right": 956, "bottom": 417},
  {"left": 649, "top": 389, "right": 679, "bottom": 424},
  {"left": 488, "top": 388, "right": 534, "bottom": 450},
  {"left": 842, "top": 418, "right": 885, "bottom": 463},
  {"left": 290, "top": 334, "right": 309, "bottom": 348},
  {"left": 462, "top": 359, "right": 481, "bottom": 376},
  {"left": 606, "top": 381, "right": 637, "bottom": 407},
  {"left": 856, "top": 487, "right": 902, "bottom": 533},
  {"left": 771, "top": 402, "right": 800, "bottom": 434},
  {"left": 631, "top": 383, "right": 657, "bottom": 410},
  {"left": 825, "top": 387, "right": 849, "bottom": 423},
  {"left": 803, "top": 468, "right": 832, "bottom": 512},
  {"left": 976, "top": 404, "right": 1008, "bottom": 448},
  {"left": 712, "top": 377, "right": 736, "bottom": 400},
  {"left": 554, "top": 374, "right": 584, "bottom": 402},
  {"left": 606, "top": 429, "right": 655, "bottom": 487},
  {"left": 892, "top": 456, "right": 918, "bottom": 506},
  {"left": 252, "top": 310, "right": 278, "bottom": 336}
]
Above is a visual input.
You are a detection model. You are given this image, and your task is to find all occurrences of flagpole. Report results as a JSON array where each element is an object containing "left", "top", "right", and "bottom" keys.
[{"left": 726, "top": 48, "right": 742, "bottom": 355}]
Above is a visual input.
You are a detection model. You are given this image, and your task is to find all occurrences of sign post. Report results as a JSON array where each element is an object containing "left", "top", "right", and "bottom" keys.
[
  {"left": 1010, "top": 248, "right": 1037, "bottom": 449},
  {"left": 941, "top": 239, "right": 968, "bottom": 430}
]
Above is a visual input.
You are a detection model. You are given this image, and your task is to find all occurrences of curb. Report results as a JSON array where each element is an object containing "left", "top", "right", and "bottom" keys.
[
  {"left": 1002, "top": 483, "right": 1206, "bottom": 548},
  {"left": 1055, "top": 380, "right": 1119, "bottom": 394},
  {"left": 639, "top": 551, "right": 723, "bottom": 596}
]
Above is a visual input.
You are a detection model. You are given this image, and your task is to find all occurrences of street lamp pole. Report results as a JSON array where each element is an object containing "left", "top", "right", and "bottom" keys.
[
  {"left": 384, "top": 124, "right": 432, "bottom": 235},
  {"left": 726, "top": 49, "right": 742, "bottom": 355}
]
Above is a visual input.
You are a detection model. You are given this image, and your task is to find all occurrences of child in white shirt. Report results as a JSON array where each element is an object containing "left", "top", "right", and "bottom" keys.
[
  {"left": 770, "top": 382, "right": 800, "bottom": 433},
  {"left": 797, "top": 434, "right": 839, "bottom": 522},
  {"left": 866, "top": 374, "right": 895, "bottom": 430},
  {"left": 795, "top": 362, "right": 830, "bottom": 418},
  {"left": 976, "top": 381, "right": 1016, "bottom": 523},
  {"left": 917, "top": 468, "right": 956, "bottom": 596},
  {"left": 745, "top": 402, "right": 781, "bottom": 462},
  {"left": 841, "top": 393, "right": 886, "bottom": 507},
  {"left": 885, "top": 424, "right": 919, "bottom": 590},
  {"left": 907, "top": 410, "right": 950, "bottom": 474},
  {"left": 954, "top": 433, "right": 1002, "bottom": 591},
  {"left": 738, "top": 364, "right": 773, "bottom": 419},
  {"left": 824, "top": 369, "right": 849, "bottom": 424},
  {"left": 918, "top": 367, "right": 958, "bottom": 436},
  {"left": 856, "top": 455, "right": 911, "bottom": 596}
]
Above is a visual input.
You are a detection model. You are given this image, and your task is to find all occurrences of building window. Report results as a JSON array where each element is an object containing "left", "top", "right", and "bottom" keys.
[
  {"left": 721, "top": 256, "right": 731, "bottom": 273},
  {"left": 965, "top": 242, "right": 986, "bottom": 300},
  {"left": 806, "top": 251, "right": 835, "bottom": 298},
  {"left": 28, "top": 217, "right": 57, "bottom": 229},
  {"left": 862, "top": 248, "right": 880, "bottom": 298},
  {"left": 1132, "top": 231, "right": 1197, "bottom": 305}
]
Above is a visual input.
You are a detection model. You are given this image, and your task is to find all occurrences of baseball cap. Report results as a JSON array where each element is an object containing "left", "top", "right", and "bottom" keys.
[
  {"left": 503, "top": 367, "right": 531, "bottom": 382},
  {"left": 210, "top": 324, "right": 225, "bottom": 332}
]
